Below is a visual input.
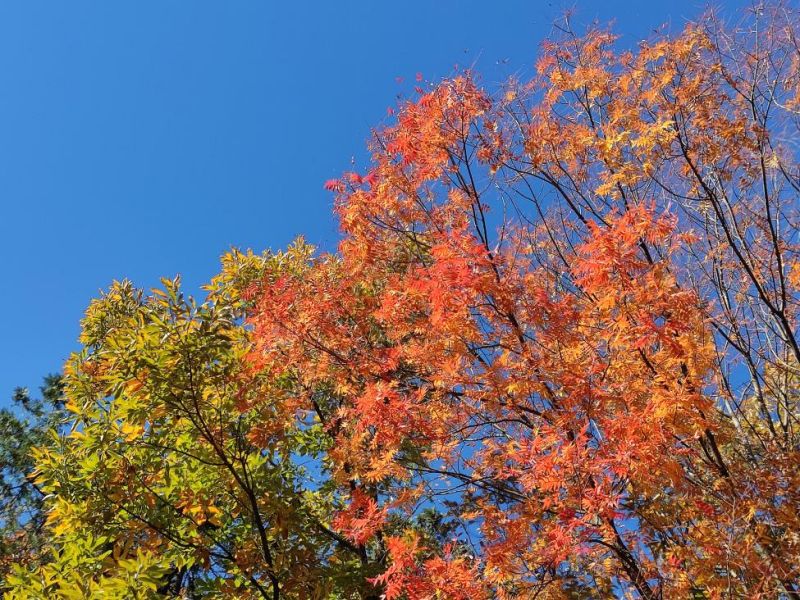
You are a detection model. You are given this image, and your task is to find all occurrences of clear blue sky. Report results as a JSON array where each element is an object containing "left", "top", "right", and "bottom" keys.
[{"left": 0, "top": 1, "right": 746, "bottom": 401}]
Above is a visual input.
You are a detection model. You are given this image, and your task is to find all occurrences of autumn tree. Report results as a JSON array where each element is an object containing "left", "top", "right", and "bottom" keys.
[
  {"left": 247, "top": 5, "right": 800, "bottom": 598},
  {"left": 4, "top": 248, "right": 396, "bottom": 599},
  {"left": 8, "top": 3, "right": 800, "bottom": 599}
]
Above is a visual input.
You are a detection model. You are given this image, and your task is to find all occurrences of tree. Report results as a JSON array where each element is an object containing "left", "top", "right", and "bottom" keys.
[
  {"left": 248, "top": 5, "right": 800, "bottom": 598},
  {"left": 8, "top": 4, "right": 800, "bottom": 598},
  {"left": 6, "top": 247, "right": 394, "bottom": 599},
  {"left": 0, "top": 375, "right": 65, "bottom": 589}
]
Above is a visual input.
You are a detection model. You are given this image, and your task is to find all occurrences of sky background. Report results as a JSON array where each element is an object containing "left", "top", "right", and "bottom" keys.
[{"left": 0, "top": 1, "right": 749, "bottom": 402}]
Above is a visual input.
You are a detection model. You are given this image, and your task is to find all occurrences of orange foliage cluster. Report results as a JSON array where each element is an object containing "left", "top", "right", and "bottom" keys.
[{"left": 245, "top": 7, "right": 800, "bottom": 598}]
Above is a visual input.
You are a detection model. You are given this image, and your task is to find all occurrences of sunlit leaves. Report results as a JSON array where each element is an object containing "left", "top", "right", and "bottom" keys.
[{"left": 9, "top": 4, "right": 800, "bottom": 598}]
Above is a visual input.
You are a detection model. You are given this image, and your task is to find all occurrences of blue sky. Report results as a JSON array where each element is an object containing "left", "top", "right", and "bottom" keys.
[{"left": 0, "top": 1, "right": 746, "bottom": 401}]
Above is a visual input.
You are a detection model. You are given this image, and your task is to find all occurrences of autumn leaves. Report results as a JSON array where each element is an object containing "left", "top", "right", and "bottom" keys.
[{"left": 7, "top": 5, "right": 800, "bottom": 599}]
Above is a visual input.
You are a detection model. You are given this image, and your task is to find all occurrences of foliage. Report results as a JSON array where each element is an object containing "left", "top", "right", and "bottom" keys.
[
  {"left": 0, "top": 375, "right": 65, "bottom": 589},
  {"left": 8, "top": 248, "right": 387, "bottom": 599},
  {"left": 7, "top": 4, "right": 800, "bottom": 598}
]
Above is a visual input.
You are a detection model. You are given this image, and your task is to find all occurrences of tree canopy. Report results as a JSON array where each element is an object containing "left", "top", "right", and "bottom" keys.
[
  {"left": 0, "top": 375, "right": 65, "bottom": 584},
  {"left": 5, "top": 4, "right": 800, "bottom": 599}
]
